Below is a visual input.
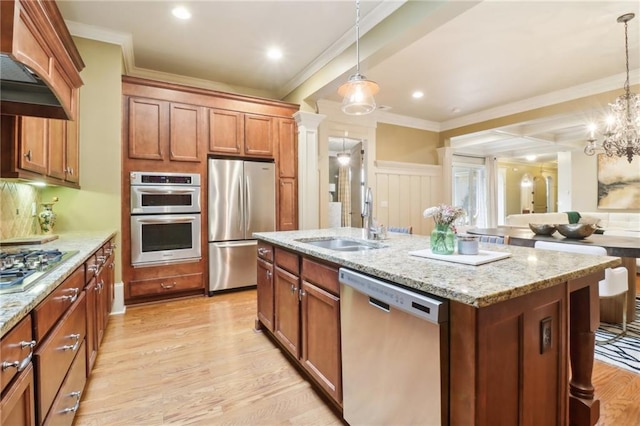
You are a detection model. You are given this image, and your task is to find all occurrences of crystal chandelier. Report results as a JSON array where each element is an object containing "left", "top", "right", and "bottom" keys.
[
  {"left": 337, "top": 138, "right": 351, "bottom": 166},
  {"left": 338, "top": 0, "right": 379, "bottom": 115},
  {"left": 584, "top": 13, "right": 640, "bottom": 163}
]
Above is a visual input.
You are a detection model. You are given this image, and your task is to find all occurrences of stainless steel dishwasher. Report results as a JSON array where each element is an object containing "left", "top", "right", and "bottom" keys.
[{"left": 339, "top": 268, "right": 449, "bottom": 426}]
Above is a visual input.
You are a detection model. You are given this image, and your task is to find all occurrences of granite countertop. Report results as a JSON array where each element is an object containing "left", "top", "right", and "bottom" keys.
[
  {"left": 253, "top": 227, "right": 621, "bottom": 308},
  {"left": 0, "top": 231, "right": 116, "bottom": 339}
]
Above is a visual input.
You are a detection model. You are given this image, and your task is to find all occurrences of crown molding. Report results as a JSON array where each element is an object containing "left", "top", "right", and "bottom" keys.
[
  {"left": 440, "top": 70, "right": 640, "bottom": 131},
  {"left": 375, "top": 109, "right": 441, "bottom": 132},
  {"left": 65, "top": 20, "right": 135, "bottom": 73},
  {"left": 375, "top": 160, "right": 441, "bottom": 176}
]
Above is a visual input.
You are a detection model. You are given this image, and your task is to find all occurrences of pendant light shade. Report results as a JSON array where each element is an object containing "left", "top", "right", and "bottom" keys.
[
  {"left": 339, "top": 0, "right": 379, "bottom": 115},
  {"left": 337, "top": 137, "right": 351, "bottom": 166}
]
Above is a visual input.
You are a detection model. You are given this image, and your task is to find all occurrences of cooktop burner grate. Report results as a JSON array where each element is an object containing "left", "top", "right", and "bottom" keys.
[{"left": 0, "top": 248, "right": 78, "bottom": 294}]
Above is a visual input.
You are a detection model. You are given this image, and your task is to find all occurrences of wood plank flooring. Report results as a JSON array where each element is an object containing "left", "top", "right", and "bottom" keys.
[{"left": 75, "top": 289, "right": 639, "bottom": 425}]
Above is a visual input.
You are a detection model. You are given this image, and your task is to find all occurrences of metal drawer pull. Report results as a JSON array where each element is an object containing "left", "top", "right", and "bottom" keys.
[
  {"left": 160, "top": 282, "right": 176, "bottom": 289},
  {"left": 266, "top": 270, "right": 272, "bottom": 280},
  {"left": 61, "top": 334, "right": 81, "bottom": 352},
  {"left": 60, "top": 391, "right": 81, "bottom": 414},
  {"left": 97, "top": 255, "right": 106, "bottom": 264},
  {"left": 87, "top": 264, "right": 98, "bottom": 273},
  {"left": 257, "top": 247, "right": 271, "bottom": 256},
  {"left": 1, "top": 340, "right": 36, "bottom": 371},
  {"left": 61, "top": 288, "right": 79, "bottom": 303}
]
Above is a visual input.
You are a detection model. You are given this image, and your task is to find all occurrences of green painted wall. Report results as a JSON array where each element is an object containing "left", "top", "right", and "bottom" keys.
[
  {"left": 376, "top": 123, "right": 440, "bottom": 164},
  {"left": 43, "top": 38, "right": 123, "bottom": 281}
]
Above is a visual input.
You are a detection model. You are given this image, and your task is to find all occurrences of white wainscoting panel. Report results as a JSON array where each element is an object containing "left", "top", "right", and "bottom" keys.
[{"left": 374, "top": 161, "right": 444, "bottom": 236}]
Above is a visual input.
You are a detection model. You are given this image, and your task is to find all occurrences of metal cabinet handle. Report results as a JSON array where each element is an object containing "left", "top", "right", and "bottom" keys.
[
  {"left": 160, "top": 282, "right": 176, "bottom": 289},
  {"left": 109, "top": 263, "right": 114, "bottom": 269},
  {"left": 266, "top": 270, "right": 272, "bottom": 280},
  {"left": 61, "top": 288, "right": 79, "bottom": 304},
  {"left": 290, "top": 284, "right": 296, "bottom": 294},
  {"left": 257, "top": 247, "right": 271, "bottom": 256},
  {"left": 87, "top": 264, "right": 98, "bottom": 273},
  {"left": 61, "top": 333, "right": 81, "bottom": 352},
  {"left": 60, "top": 391, "right": 81, "bottom": 414},
  {"left": 24, "top": 150, "right": 32, "bottom": 161},
  {"left": 299, "top": 288, "right": 306, "bottom": 301},
  {"left": 97, "top": 255, "right": 106, "bottom": 264},
  {"left": 1, "top": 340, "right": 36, "bottom": 372}
]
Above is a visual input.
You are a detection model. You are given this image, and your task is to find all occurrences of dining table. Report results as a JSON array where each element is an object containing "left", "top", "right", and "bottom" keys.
[{"left": 468, "top": 227, "right": 638, "bottom": 323}]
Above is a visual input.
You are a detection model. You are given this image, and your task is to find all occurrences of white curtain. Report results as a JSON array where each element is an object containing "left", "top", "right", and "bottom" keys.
[{"left": 338, "top": 166, "right": 351, "bottom": 227}]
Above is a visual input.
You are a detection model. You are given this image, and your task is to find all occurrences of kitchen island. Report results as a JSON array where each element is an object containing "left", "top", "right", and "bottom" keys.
[{"left": 254, "top": 227, "right": 621, "bottom": 426}]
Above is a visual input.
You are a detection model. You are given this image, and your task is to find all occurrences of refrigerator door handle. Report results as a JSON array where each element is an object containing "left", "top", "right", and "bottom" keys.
[
  {"left": 245, "top": 175, "right": 251, "bottom": 232},
  {"left": 213, "top": 241, "right": 257, "bottom": 249},
  {"left": 238, "top": 176, "right": 244, "bottom": 232}
]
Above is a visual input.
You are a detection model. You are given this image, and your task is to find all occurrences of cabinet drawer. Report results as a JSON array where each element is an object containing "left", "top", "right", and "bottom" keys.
[
  {"left": 129, "top": 273, "right": 203, "bottom": 298},
  {"left": 1, "top": 315, "right": 34, "bottom": 395},
  {"left": 43, "top": 342, "right": 87, "bottom": 426},
  {"left": 35, "top": 293, "right": 86, "bottom": 423},
  {"left": 84, "top": 254, "right": 99, "bottom": 284},
  {"left": 301, "top": 258, "right": 339, "bottom": 295},
  {"left": 33, "top": 266, "right": 84, "bottom": 342},
  {"left": 257, "top": 242, "right": 274, "bottom": 262},
  {"left": 275, "top": 248, "right": 299, "bottom": 275}
]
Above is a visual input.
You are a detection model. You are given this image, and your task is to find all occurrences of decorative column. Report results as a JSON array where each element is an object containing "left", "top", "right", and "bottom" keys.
[
  {"left": 293, "top": 111, "right": 326, "bottom": 230},
  {"left": 437, "top": 146, "right": 453, "bottom": 205}
]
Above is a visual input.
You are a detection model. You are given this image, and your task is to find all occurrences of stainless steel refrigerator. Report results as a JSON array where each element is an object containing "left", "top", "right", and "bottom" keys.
[{"left": 208, "top": 159, "right": 275, "bottom": 294}]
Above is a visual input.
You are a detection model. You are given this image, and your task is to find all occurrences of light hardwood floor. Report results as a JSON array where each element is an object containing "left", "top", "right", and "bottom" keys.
[{"left": 75, "top": 290, "right": 639, "bottom": 425}]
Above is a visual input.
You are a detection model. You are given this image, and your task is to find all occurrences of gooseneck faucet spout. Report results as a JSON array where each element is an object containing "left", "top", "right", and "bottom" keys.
[{"left": 362, "top": 187, "right": 377, "bottom": 239}]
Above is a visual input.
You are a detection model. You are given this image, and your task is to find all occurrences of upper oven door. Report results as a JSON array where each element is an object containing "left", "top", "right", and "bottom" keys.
[{"left": 131, "top": 185, "right": 201, "bottom": 214}]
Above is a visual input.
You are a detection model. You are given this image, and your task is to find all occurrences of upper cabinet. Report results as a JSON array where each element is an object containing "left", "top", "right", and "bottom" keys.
[
  {"left": 1, "top": 0, "right": 84, "bottom": 120},
  {"left": 208, "top": 109, "right": 275, "bottom": 158}
]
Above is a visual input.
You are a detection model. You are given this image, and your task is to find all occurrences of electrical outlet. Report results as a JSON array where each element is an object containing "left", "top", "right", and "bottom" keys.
[
  {"left": 16, "top": 208, "right": 20, "bottom": 216},
  {"left": 540, "top": 317, "right": 552, "bottom": 354}
]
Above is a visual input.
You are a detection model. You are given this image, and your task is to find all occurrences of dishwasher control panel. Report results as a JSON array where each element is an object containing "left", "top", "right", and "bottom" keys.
[{"left": 339, "top": 268, "right": 448, "bottom": 323}]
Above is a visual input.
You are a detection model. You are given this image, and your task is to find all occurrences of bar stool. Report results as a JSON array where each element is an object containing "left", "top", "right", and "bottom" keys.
[{"left": 533, "top": 241, "right": 628, "bottom": 344}]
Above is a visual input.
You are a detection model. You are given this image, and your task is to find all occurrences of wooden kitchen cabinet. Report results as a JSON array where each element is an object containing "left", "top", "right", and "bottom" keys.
[
  {"left": 274, "top": 265, "right": 301, "bottom": 358},
  {"left": 262, "top": 247, "right": 342, "bottom": 407},
  {"left": 0, "top": 363, "right": 36, "bottom": 426},
  {"left": 275, "top": 117, "right": 298, "bottom": 231},
  {"left": 126, "top": 97, "right": 203, "bottom": 166},
  {"left": 1, "top": 0, "right": 84, "bottom": 120},
  {"left": 208, "top": 109, "right": 274, "bottom": 158},
  {"left": 257, "top": 242, "right": 275, "bottom": 332},
  {"left": 0, "top": 110, "right": 81, "bottom": 188}
]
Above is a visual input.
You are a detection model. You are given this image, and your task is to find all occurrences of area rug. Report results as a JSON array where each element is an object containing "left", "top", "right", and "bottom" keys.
[{"left": 594, "top": 297, "right": 640, "bottom": 374}]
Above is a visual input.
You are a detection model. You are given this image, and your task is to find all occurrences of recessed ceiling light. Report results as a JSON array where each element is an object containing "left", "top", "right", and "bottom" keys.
[
  {"left": 412, "top": 91, "right": 424, "bottom": 99},
  {"left": 172, "top": 6, "right": 191, "bottom": 20},
  {"left": 526, "top": 155, "right": 537, "bottom": 161},
  {"left": 451, "top": 107, "right": 461, "bottom": 114},
  {"left": 267, "top": 48, "right": 283, "bottom": 60}
]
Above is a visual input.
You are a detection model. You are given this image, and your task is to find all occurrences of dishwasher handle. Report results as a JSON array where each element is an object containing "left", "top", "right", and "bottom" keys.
[{"left": 339, "top": 268, "right": 448, "bottom": 324}]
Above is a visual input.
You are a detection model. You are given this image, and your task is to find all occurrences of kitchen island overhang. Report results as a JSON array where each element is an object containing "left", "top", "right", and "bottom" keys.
[{"left": 254, "top": 227, "right": 620, "bottom": 426}]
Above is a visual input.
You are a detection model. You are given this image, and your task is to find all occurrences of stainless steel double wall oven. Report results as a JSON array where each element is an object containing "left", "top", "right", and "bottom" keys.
[{"left": 130, "top": 171, "right": 202, "bottom": 266}]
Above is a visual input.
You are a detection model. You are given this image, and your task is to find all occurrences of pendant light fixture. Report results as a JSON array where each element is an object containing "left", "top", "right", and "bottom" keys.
[
  {"left": 337, "top": 138, "right": 351, "bottom": 166},
  {"left": 584, "top": 13, "right": 639, "bottom": 163},
  {"left": 338, "top": 0, "right": 379, "bottom": 115}
]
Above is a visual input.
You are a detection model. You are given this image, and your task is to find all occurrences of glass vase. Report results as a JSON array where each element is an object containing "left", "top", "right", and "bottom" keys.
[
  {"left": 38, "top": 203, "right": 57, "bottom": 234},
  {"left": 430, "top": 223, "right": 455, "bottom": 255}
]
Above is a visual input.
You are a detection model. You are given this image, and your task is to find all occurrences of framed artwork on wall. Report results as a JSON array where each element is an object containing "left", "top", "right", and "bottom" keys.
[{"left": 597, "top": 154, "right": 640, "bottom": 209}]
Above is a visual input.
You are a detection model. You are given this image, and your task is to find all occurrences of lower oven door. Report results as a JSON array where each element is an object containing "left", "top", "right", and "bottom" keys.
[{"left": 131, "top": 214, "right": 201, "bottom": 266}]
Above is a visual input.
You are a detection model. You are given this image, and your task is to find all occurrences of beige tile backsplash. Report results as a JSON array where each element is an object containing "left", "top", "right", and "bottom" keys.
[{"left": 0, "top": 180, "right": 41, "bottom": 240}]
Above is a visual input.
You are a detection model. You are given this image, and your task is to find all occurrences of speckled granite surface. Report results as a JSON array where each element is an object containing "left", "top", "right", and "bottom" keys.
[
  {"left": 0, "top": 231, "right": 116, "bottom": 338},
  {"left": 254, "top": 227, "right": 621, "bottom": 308}
]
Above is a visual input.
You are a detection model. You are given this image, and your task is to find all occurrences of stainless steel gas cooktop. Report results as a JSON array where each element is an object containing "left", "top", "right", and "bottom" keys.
[{"left": 0, "top": 248, "right": 78, "bottom": 295}]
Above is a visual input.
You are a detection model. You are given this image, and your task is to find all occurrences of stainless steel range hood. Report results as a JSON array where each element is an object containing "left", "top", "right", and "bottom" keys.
[{"left": 0, "top": 54, "right": 70, "bottom": 120}]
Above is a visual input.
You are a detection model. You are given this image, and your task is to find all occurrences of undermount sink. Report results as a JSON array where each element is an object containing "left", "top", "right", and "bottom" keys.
[{"left": 296, "top": 237, "right": 382, "bottom": 252}]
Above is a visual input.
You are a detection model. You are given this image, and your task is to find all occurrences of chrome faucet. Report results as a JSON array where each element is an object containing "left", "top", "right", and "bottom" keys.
[{"left": 362, "top": 187, "right": 378, "bottom": 239}]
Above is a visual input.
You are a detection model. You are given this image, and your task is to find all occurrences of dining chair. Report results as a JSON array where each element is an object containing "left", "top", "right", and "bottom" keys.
[
  {"left": 478, "top": 235, "right": 506, "bottom": 244},
  {"left": 533, "top": 241, "right": 628, "bottom": 344},
  {"left": 388, "top": 226, "right": 412, "bottom": 234}
]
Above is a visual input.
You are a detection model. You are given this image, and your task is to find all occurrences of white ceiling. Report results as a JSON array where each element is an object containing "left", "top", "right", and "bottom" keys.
[{"left": 57, "top": 0, "right": 640, "bottom": 164}]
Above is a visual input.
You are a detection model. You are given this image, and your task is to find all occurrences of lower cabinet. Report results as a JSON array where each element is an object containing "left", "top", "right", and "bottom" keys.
[
  {"left": 256, "top": 257, "right": 274, "bottom": 332},
  {"left": 260, "top": 246, "right": 342, "bottom": 407},
  {"left": 0, "top": 363, "right": 36, "bottom": 426},
  {"left": 42, "top": 343, "right": 87, "bottom": 426}
]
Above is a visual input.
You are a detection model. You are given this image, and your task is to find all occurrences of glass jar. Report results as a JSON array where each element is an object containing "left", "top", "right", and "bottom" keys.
[{"left": 430, "top": 223, "right": 455, "bottom": 255}]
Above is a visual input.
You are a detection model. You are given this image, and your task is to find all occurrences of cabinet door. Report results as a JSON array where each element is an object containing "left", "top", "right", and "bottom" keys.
[
  {"left": 274, "top": 267, "right": 300, "bottom": 358},
  {"left": 84, "top": 277, "right": 98, "bottom": 375},
  {"left": 244, "top": 114, "right": 273, "bottom": 157},
  {"left": 169, "top": 103, "right": 201, "bottom": 162},
  {"left": 19, "top": 116, "right": 47, "bottom": 174},
  {"left": 65, "top": 115, "right": 79, "bottom": 183},
  {"left": 208, "top": 109, "right": 243, "bottom": 155},
  {"left": 95, "top": 266, "right": 108, "bottom": 346},
  {"left": 301, "top": 281, "right": 342, "bottom": 404},
  {"left": 47, "top": 119, "right": 66, "bottom": 180},
  {"left": 277, "top": 118, "right": 296, "bottom": 178},
  {"left": 277, "top": 177, "right": 297, "bottom": 231},
  {"left": 257, "top": 258, "right": 274, "bottom": 332},
  {"left": 127, "top": 97, "right": 167, "bottom": 160},
  {"left": 0, "top": 364, "right": 36, "bottom": 426}
]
